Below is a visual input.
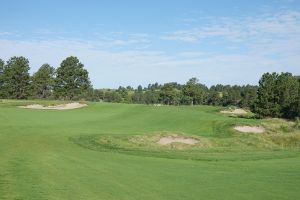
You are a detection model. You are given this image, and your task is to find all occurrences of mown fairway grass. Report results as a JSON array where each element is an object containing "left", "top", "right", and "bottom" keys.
[{"left": 0, "top": 100, "right": 300, "bottom": 199}]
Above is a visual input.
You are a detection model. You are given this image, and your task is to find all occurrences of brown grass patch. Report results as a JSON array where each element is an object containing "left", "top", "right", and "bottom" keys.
[
  {"left": 157, "top": 134, "right": 199, "bottom": 145},
  {"left": 234, "top": 126, "right": 265, "bottom": 134}
]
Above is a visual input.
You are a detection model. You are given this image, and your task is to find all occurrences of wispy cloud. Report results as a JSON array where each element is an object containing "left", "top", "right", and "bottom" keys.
[
  {"left": 161, "top": 10, "right": 300, "bottom": 76},
  {"left": 8, "top": 29, "right": 153, "bottom": 50},
  {"left": 162, "top": 10, "right": 300, "bottom": 43},
  {"left": 0, "top": 32, "right": 14, "bottom": 36},
  {"left": 102, "top": 33, "right": 152, "bottom": 49}
]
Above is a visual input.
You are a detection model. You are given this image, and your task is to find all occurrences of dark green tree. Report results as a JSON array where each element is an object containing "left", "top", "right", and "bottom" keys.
[
  {"left": 137, "top": 85, "right": 143, "bottom": 92},
  {"left": 253, "top": 73, "right": 280, "bottom": 117},
  {"left": 0, "top": 59, "right": 4, "bottom": 78},
  {"left": 0, "top": 59, "right": 4, "bottom": 98},
  {"left": 276, "top": 73, "right": 299, "bottom": 118},
  {"left": 222, "top": 86, "right": 242, "bottom": 106},
  {"left": 31, "top": 64, "right": 55, "bottom": 98},
  {"left": 182, "top": 78, "right": 207, "bottom": 105},
  {"left": 239, "top": 85, "right": 258, "bottom": 108},
  {"left": 207, "top": 90, "right": 222, "bottom": 106},
  {"left": 298, "top": 77, "right": 300, "bottom": 117},
  {"left": 54, "top": 56, "right": 91, "bottom": 100},
  {"left": 144, "top": 90, "right": 159, "bottom": 104},
  {"left": 132, "top": 91, "right": 144, "bottom": 104},
  {"left": 253, "top": 72, "right": 299, "bottom": 118},
  {"left": 103, "top": 90, "right": 122, "bottom": 103},
  {"left": 93, "top": 89, "right": 105, "bottom": 101},
  {"left": 1, "top": 57, "right": 30, "bottom": 99},
  {"left": 116, "top": 86, "right": 130, "bottom": 103},
  {"left": 208, "top": 85, "right": 224, "bottom": 106},
  {"left": 160, "top": 83, "right": 181, "bottom": 105}
]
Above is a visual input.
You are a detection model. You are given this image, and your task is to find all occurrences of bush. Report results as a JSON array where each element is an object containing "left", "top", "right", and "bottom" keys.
[{"left": 294, "top": 117, "right": 300, "bottom": 129}]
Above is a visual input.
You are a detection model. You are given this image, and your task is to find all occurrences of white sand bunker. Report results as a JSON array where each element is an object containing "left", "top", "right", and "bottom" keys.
[
  {"left": 221, "top": 108, "right": 248, "bottom": 115},
  {"left": 19, "top": 102, "right": 87, "bottom": 110},
  {"left": 158, "top": 135, "right": 199, "bottom": 145},
  {"left": 234, "top": 126, "right": 265, "bottom": 133}
]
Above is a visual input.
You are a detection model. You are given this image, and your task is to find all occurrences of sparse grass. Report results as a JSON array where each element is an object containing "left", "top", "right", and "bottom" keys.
[
  {"left": 0, "top": 100, "right": 300, "bottom": 199},
  {"left": 294, "top": 117, "right": 300, "bottom": 129},
  {"left": 70, "top": 125, "right": 300, "bottom": 160}
]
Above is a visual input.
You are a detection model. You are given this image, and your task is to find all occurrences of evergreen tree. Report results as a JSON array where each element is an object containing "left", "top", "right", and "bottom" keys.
[
  {"left": 160, "top": 83, "right": 181, "bottom": 105},
  {"left": 132, "top": 90, "right": 144, "bottom": 104},
  {"left": 182, "top": 78, "right": 207, "bottom": 105},
  {"left": 239, "top": 85, "right": 258, "bottom": 108},
  {"left": 104, "top": 90, "right": 122, "bottom": 102},
  {"left": 31, "top": 64, "right": 55, "bottom": 98},
  {"left": 54, "top": 56, "right": 91, "bottom": 100},
  {"left": 222, "top": 86, "right": 242, "bottom": 106},
  {"left": 207, "top": 90, "right": 222, "bottom": 106},
  {"left": 298, "top": 77, "right": 300, "bottom": 117},
  {"left": 137, "top": 85, "right": 143, "bottom": 92},
  {"left": 253, "top": 72, "right": 300, "bottom": 118},
  {"left": 253, "top": 73, "right": 280, "bottom": 117},
  {"left": 0, "top": 59, "right": 4, "bottom": 98},
  {"left": 144, "top": 90, "right": 159, "bottom": 104},
  {"left": 276, "top": 73, "right": 299, "bottom": 118},
  {"left": 2, "top": 57, "right": 30, "bottom": 99}
]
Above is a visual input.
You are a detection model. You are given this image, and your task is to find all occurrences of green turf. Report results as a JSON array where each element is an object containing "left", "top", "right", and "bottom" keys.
[{"left": 0, "top": 100, "right": 300, "bottom": 199}]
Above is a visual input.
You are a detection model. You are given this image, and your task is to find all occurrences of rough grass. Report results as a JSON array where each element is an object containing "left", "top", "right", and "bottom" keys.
[
  {"left": 70, "top": 126, "right": 300, "bottom": 161},
  {"left": 0, "top": 100, "right": 300, "bottom": 199}
]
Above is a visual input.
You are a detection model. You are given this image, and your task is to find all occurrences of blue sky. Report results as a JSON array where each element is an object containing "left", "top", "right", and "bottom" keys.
[{"left": 0, "top": 0, "right": 300, "bottom": 88}]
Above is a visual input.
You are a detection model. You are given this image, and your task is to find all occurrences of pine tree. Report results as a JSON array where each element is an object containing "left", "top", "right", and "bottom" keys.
[
  {"left": 0, "top": 59, "right": 4, "bottom": 98},
  {"left": 2, "top": 57, "right": 30, "bottom": 99},
  {"left": 31, "top": 64, "right": 55, "bottom": 98},
  {"left": 182, "top": 78, "right": 207, "bottom": 105},
  {"left": 276, "top": 73, "right": 299, "bottom": 118},
  {"left": 253, "top": 73, "right": 280, "bottom": 117},
  {"left": 54, "top": 56, "right": 91, "bottom": 100}
]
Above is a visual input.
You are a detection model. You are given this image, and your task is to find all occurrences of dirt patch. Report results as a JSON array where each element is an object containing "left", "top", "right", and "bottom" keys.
[
  {"left": 221, "top": 108, "right": 248, "bottom": 115},
  {"left": 19, "top": 102, "right": 87, "bottom": 110},
  {"left": 234, "top": 126, "right": 265, "bottom": 133},
  {"left": 158, "top": 134, "right": 199, "bottom": 145}
]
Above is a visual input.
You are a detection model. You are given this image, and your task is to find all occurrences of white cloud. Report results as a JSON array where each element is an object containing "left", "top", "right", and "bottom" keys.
[
  {"left": 163, "top": 10, "right": 300, "bottom": 43},
  {"left": 89, "top": 32, "right": 152, "bottom": 49},
  {"left": 160, "top": 10, "right": 300, "bottom": 81},
  {"left": 0, "top": 32, "right": 13, "bottom": 36}
]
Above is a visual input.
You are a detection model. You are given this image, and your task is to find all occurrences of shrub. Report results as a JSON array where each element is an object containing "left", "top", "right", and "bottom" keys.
[{"left": 294, "top": 117, "right": 300, "bottom": 129}]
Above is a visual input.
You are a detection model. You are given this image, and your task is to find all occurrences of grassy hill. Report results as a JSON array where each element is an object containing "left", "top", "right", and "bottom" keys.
[{"left": 0, "top": 100, "right": 300, "bottom": 199}]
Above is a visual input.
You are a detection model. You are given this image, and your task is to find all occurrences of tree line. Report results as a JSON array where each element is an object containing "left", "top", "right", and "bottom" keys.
[
  {"left": 93, "top": 80, "right": 259, "bottom": 108},
  {"left": 0, "top": 56, "right": 91, "bottom": 100},
  {"left": 0, "top": 56, "right": 299, "bottom": 119}
]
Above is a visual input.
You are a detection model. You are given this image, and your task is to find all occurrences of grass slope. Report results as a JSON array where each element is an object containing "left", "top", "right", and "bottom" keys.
[{"left": 0, "top": 100, "right": 300, "bottom": 199}]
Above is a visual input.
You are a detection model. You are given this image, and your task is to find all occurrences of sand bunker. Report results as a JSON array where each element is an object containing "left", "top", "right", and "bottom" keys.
[
  {"left": 158, "top": 135, "right": 199, "bottom": 145},
  {"left": 19, "top": 102, "right": 87, "bottom": 110},
  {"left": 221, "top": 108, "right": 248, "bottom": 115},
  {"left": 234, "top": 126, "right": 265, "bottom": 133}
]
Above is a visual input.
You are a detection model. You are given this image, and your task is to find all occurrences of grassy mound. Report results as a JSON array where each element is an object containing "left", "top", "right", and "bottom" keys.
[{"left": 70, "top": 127, "right": 300, "bottom": 161}]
